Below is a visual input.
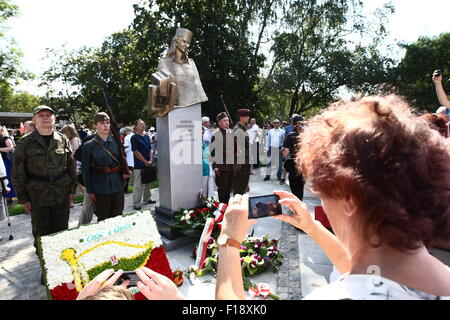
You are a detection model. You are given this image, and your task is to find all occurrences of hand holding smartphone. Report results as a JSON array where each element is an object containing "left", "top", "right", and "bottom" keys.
[
  {"left": 114, "top": 271, "right": 139, "bottom": 288},
  {"left": 248, "top": 194, "right": 282, "bottom": 219}
]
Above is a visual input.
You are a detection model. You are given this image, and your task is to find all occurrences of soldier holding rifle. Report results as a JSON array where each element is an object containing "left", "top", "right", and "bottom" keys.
[{"left": 81, "top": 112, "right": 127, "bottom": 221}]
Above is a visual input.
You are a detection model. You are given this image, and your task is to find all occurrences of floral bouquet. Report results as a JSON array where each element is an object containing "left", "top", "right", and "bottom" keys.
[
  {"left": 192, "top": 234, "right": 283, "bottom": 299},
  {"left": 173, "top": 194, "right": 227, "bottom": 239}
]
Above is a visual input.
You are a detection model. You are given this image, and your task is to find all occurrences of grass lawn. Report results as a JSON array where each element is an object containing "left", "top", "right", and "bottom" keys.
[{"left": 7, "top": 180, "right": 159, "bottom": 217}]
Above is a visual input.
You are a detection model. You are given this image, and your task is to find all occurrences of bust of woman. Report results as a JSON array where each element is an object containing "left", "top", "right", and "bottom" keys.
[{"left": 151, "top": 28, "right": 208, "bottom": 117}]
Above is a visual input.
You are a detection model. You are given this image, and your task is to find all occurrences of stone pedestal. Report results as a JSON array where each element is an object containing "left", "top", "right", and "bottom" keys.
[{"left": 154, "top": 104, "right": 203, "bottom": 250}]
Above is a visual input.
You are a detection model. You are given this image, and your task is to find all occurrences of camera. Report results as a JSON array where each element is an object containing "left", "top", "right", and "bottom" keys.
[
  {"left": 434, "top": 69, "right": 442, "bottom": 77},
  {"left": 248, "top": 194, "right": 282, "bottom": 219}
]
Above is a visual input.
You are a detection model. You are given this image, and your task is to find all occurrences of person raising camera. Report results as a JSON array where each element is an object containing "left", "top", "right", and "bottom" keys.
[
  {"left": 216, "top": 95, "right": 450, "bottom": 300},
  {"left": 432, "top": 69, "right": 450, "bottom": 117}
]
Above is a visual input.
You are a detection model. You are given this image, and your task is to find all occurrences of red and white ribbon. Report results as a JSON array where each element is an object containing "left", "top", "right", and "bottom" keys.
[
  {"left": 248, "top": 283, "right": 272, "bottom": 299},
  {"left": 213, "top": 203, "right": 227, "bottom": 223},
  {"left": 195, "top": 217, "right": 215, "bottom": 270}
]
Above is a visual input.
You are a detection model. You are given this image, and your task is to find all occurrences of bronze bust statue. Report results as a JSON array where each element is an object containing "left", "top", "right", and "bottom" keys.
[{"left": 149, "top": 28, "right": 208, "bottom": 118}]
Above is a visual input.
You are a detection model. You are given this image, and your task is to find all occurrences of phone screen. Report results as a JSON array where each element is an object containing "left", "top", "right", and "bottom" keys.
[
  {"left": 115, "top": 271, "right": 139, "bottom": 288},
  {"left": 248, "top": 194, "right": 282, "bottom": 219}
]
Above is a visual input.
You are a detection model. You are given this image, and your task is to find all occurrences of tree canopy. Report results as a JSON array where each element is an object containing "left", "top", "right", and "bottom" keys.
[
  {"left": 388, "top": 32, "right": 450, "bottom": 111},
  {"left": 0, "top": 0, "right": 38, "bottom": 113},
  {"left": 36, "top": 1, "right": 402, "bottom": 123}
]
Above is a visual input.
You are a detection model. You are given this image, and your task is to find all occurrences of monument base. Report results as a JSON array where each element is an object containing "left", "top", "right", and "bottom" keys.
[
  {"left": 154, "top": 103, "right": 203, "bottom": 251},
  {"left": 153, "top": 207, "right": 195, "bottom": 252}
]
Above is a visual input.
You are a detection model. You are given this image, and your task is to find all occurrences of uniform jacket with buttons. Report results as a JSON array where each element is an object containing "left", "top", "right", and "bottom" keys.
[{"left": 12, "top": 130, "right": 77, "bottom": 206}]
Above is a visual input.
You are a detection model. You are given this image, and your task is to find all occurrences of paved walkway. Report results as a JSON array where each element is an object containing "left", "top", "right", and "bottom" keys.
[{"left": 1, "top": 168, "right": 449, "bottom": 300}]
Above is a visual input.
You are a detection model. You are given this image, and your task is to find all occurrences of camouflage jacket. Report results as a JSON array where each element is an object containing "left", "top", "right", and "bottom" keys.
[{"left": 12, "top": 131, "right": 77, "bottom": 206}]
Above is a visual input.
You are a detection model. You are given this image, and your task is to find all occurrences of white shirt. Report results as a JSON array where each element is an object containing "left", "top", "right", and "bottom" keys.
[
  {"left": 248, "top": 124, "right": 260, "bottom": 144},
  {"left": 124, "top": 133, "right": 135, "bottom": 167},
  {"left": 305, "top": 274, "right": 450, "bottom": 300},
  {"left": 265, "top": 128, "right": 285, "bottom": 149},
  {"left": 203, "top": 126, "right": 212, "bottom": 146}
]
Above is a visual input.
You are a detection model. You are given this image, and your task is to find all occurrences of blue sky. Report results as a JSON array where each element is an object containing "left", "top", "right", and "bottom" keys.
[{"left": 5, "top": 0, "right": 450, "bottom": 96}]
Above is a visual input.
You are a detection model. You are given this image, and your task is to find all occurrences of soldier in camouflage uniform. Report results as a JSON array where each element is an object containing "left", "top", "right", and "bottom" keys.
[
  {"left": 232, "top": 109, "right": 251, "bottom": 195},
  {"left": 12, "top": 106, "right": 77, "bottom": 257}
]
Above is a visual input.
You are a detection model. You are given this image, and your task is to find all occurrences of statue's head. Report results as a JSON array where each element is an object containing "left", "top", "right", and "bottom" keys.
[{"left": 166, "top": 28, "right": 193, "bottom": 61}]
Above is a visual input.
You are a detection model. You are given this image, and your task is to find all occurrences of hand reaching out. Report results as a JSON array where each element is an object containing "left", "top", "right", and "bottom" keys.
[
  {"left": 136, "top": 267, "right": 185, "bottom": 300},
  {"left": 76, "top": 269, "right": 129, "bottom": 300}
]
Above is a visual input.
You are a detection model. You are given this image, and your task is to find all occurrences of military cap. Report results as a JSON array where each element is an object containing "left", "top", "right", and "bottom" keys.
[
  {"left": 292, "top": 115, "right": 305, "bottom": 124},
  {"left": 33, "top": 105, "right": 55, "bottom": 115},
  {"left": 237, "top": 109, "right": 251, "bottom": 117},
  {"left": 216, "top": 112, "right": 228, "bottom": 122},
  {"left": 93, "top": 112, "right": 110, "bottom": 123}
]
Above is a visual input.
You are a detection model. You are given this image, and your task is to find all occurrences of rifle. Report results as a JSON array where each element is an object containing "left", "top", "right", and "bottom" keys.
[
  {"left": 102, "top": 90, "right": 130, "bottom": 176},
  {"left": 220, "top": 95, "right": 234, "bottom": 128}
]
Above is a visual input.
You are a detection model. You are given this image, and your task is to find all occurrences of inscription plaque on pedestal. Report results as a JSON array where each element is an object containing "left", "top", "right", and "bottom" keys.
[{"left": 154, "top": 104, "right": 203, "bottom": 247}]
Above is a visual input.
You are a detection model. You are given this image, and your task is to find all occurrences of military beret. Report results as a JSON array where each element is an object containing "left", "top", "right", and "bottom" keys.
[
  {"left": 93, "top": 112, "right": 110, "bottom": 123},
  {"left": 237, "top": 109, "right": 251, "bottom": 117},
  {"left": 216, "top": 112, "right": 228, "bottom": 122},
  {"left": 33, "top": 105, "right": 55, "bottom": 115}
]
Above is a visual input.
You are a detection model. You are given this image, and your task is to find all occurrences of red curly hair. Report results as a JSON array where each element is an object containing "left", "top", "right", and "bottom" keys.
[{"left": 298, "top": 95, "right": 450, "bottom": 251}]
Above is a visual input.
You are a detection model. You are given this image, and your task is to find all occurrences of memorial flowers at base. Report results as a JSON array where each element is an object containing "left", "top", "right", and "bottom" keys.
[
  {"left": 173, "top": 194, "right": 226, "bottom": 239},
  {"left": 192, "top": 234, "right": 283, "bottom": 300},
  {"left": 175, "top": 194, "right": 284, "bottom": 299},
  {"left": 37, "top": 211, "right": 174, "bottom": 300}
]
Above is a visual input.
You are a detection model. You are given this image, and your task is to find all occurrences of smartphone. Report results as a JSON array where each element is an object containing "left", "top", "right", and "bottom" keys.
[
  {"left": 248, "top": 194, "right": 282, "bottom": 219},
  {"left": 115, "top": 271, "right": 139, "bottom": 288}
]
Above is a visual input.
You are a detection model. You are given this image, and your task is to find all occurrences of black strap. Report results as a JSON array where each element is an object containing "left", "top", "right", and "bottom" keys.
[
  {"left": 28, "top": 171, "right": 66, "bottom": 182},
  {"left": 92, "top": 138, "right": 119, "bottom": 165}
]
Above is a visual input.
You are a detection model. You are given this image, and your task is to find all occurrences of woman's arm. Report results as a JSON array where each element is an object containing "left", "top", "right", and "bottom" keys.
[
  {"left": 215, "top": 194, "right": 256, "bottom": 300},
  {"left": 432, "top": 74, "right": 450, "bottom": 109},
  {"left": 273, "top": 190, "right": 351, "bottom": 274}
]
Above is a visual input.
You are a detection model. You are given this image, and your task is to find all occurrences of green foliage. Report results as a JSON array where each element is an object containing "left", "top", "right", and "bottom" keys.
[
  {"left": 0, "top": 0, "right": 27, "bottom": 109},
  {"left": 388, "top": 33, "right": 450, "bottom": 111},
  {"left": 38, "top": 0, "right": 396, "bottom": 123},
  {"left": 4, "top": 90, "right": 40, "bottom": 112},
  {"left": 258, "top": 0, "right": 396, "bottom": 117},
  {"left": 86, "top": 248, "right": 152, "bottom": 281},
  {"left": 7, "top": 203, "right": 25, "bottom": 216}
]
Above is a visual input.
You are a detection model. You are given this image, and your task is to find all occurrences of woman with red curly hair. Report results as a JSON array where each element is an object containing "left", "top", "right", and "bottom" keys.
[{"left": 216, "top": 95, "right": 450, "bottom": 300}]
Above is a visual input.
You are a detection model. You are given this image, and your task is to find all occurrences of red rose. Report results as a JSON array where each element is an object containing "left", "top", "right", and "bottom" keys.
[
  {"left": 144, "top": 246, "right": 174, "bottom": 281},
  {"left": 50, "top": 282, "right": 78, "bottom": 300}
]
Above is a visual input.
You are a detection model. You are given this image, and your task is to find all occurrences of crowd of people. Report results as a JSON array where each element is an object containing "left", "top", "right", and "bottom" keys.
[{"left": 0, "top": 71, "right": 449, "bottom": 300}]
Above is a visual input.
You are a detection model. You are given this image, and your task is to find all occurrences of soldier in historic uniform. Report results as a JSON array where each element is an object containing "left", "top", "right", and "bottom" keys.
[
  {"left": 81, "top": 112, "right": 125, "bottom": 222},
  {"left": 12, "top": 106, "right": 77, "bottom": 258},
  {"left": 210, "top": 112, "right": 236, "bottom": 204},
  {"left": 232, "top": 109, "right": 251, "bottom": 195}
]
